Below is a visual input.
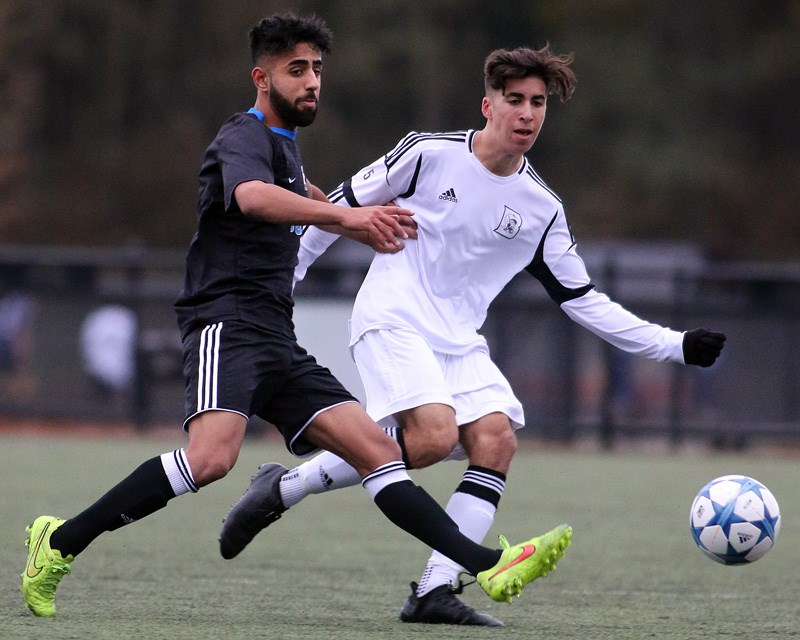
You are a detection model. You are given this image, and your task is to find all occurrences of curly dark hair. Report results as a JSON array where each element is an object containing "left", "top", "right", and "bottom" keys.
[
  {"left": 484, "top": 45, "right": 576, "bottom": 102},
  {"left": 249, "top": 13, "right": 333, "bottom": 64}
]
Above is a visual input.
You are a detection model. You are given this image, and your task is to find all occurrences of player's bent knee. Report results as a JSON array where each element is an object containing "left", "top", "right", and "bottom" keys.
[
  {"left": 462, "top": 419, "right": 517, "bottom": 469},
  {"left": 407, "top": 429, "right": 459, "bottom": 468},
  {"left": 495, "top": 425, "right": 518, "bottom": 455},
  {"left": 205, "top": 459, "right": 236, "bottom": 484},
  {"left": 398, "top": 405, "right": 459, "bottom": 468},
  {"left": 186, "top": 451, "right": 238, "bottom": 486},
  {"left": 488, "top": 426, "right": 517, "bottom": 456},
  {"left": 431, "top": 431, "right": 460, "bottom": 460}
]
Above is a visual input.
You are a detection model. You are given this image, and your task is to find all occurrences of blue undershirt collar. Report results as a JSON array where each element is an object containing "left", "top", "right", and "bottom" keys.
[{"left": 247, "top": 107, "right": 297, "bottom": 140}]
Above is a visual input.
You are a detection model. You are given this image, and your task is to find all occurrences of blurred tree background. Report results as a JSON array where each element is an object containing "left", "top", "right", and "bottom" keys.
[{"left": 0, "top": 0, "right": 798, "bottom": 260}]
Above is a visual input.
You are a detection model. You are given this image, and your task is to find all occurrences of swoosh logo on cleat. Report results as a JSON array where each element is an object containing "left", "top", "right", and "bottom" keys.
[
  {"left": 26, "top": 522, "right": 50, "bottom": 579},
  {"left": 487, "top": 544, "right": 536, "bottom": 581}
]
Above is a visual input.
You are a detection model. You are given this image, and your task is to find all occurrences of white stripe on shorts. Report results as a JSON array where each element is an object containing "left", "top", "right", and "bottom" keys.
[{"left": 197, "top": 322, "right": 222, "bottom": 412}]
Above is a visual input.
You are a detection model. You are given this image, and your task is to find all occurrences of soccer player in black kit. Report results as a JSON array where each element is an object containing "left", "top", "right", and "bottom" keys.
[{"left": 21, "top": 13, "right": 571, "bottom": 618}]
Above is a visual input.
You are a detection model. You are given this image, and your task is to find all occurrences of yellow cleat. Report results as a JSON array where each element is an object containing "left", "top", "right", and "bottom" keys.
[
  {"left": 21, "top": 515, "right": 73, "bottom": 617},
  {"left": 477, "top": 524, "right": 572, "bottom": 603}
]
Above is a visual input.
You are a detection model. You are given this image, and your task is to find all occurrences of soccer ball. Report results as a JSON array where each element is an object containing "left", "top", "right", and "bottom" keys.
[{"left": 689, "top": 474, "right": 781, "bottom": 565}]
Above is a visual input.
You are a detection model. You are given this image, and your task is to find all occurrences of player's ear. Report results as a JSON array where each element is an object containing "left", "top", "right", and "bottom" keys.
[
  {"left": 251, "top": 66, "right": 270, "bottom": 92},
  {"left": 481, "top": 96, "right": 492, "bottom": 120}
]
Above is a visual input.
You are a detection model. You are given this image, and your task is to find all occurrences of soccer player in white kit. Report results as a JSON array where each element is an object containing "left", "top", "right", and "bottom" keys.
[{"left": 220, "top": 44, "right": 725, "bottom": 626}]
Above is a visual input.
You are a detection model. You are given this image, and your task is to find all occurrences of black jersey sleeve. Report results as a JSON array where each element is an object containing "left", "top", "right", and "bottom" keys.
[{"left": 217, "top": 118, "right": 277, "bottom": 211}]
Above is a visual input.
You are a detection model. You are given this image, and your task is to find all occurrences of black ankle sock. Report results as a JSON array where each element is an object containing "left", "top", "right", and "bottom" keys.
[
  {"left": 50, "top": 456, "right": 177, "bottom": 557},
  {"left": 372, "top": 480, "right": 501, "bottom": 575}
]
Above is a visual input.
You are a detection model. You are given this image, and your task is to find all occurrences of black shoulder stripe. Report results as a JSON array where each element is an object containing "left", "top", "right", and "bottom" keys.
[
  {"left": 385, "top": 131, "right": 467, "bottom": 168},
  {"left": 397, "top": 155, "right": 423, "bottom": 199},
  {"left": 525, "top": 210, "right": 594, "bottom": 304},
  {"left": 327, "top": 180, "right": 360, "bottom": 207},
  {"left": 525, "top": 166, "right": 562, "bottom": 203},
  {"left": 341, "top": 178, "right": 360, "bottom": 207}
]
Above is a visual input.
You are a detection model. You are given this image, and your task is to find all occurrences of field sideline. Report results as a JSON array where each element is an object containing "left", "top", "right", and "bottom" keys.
[{"left": 1, "top": 431, "right": 798, "bottom": 639}]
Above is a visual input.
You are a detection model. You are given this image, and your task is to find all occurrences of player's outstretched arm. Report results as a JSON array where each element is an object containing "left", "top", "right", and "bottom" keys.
[
  {"left": 235, "top": 180, "right": 412, "bottom": 252},
  {"left": 315, "top": 216, "right": 416, "bottom": 254},
  {"left": 295, "top": 195, "right": 416, "bottom": 286},
  {"left": 310, "top": 188, "right": 416, "bottom": 254},
  {"left": 561, "top": 291, "right": 727, "bottom": 367},
  {"left": 333, "top": 205, "right": 414, "bottom": 252}
]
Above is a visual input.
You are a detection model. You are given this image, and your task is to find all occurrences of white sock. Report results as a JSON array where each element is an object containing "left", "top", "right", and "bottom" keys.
[{"left": 279, "top": 450, "right": 362, "bottom": 508}]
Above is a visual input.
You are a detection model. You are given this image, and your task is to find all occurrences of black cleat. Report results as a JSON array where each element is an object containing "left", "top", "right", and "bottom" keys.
[
  {"left": 399, "top": 581, "right": 504, "bottom": 626},
  {"left": 219, "top": 463, "right": 287, "bottom": 559}
]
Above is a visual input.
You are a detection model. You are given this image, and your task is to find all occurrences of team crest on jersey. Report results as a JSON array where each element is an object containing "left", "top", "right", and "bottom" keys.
[{"left": 494, "top": 206, "right": 523, "bottom": 239}]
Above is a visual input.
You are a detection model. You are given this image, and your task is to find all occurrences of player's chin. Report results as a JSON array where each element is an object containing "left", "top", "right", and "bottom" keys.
[
  {"left": 511, "top": 132, "right": 536, "bottom": 152},
  {"left": 293, "top": 106, "right": 318, "bottom": 127}
]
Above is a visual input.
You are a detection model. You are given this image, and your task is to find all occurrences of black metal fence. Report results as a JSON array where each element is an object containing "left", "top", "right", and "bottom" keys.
[{"left": 2, "top": 244, "right": 799, "bottom": 448}]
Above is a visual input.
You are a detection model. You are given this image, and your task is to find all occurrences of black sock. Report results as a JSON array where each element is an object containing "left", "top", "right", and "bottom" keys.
[
  {"left": 50, "top": 456, "right": 177, "bottom": 557},
  {"left": 372, "top": 480, "right": 501, "bottom": 575}
]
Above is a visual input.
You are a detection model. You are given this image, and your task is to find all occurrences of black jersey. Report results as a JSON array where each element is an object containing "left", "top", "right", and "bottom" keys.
[{"left": 174, "top": 111, "right": 308, "bottom": 337}]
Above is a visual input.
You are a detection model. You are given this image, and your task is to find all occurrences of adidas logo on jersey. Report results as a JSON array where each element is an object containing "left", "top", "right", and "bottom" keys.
[{"left": 438, "top": 188, "right": 458, "bottom": 202}]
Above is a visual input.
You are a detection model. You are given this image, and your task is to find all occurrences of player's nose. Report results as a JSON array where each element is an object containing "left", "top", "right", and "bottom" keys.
[{"left": 303, "top": 69, "right": 320, "bottom": 90}]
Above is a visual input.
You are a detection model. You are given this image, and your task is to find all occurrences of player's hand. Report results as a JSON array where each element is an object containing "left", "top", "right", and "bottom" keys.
[
  {"left": 371, "top": 213, "right": 416, "bottom": 254},
  {"left": 384, "top": 200, "right": 418, "bottom": 242},
  {"left": 682, "top": 328, "right": 726, "bottom": 367},
  {"left": 341, "top": 205, "right": 415, "bottom": 253}
]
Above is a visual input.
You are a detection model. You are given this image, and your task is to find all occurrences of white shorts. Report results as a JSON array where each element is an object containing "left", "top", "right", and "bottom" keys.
[{"left": 352, "top": 327, "right": 525, "bottom": 460}]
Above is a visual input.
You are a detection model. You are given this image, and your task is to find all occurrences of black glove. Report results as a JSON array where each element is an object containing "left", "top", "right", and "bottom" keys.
[{"left": 682, "top": 328, "right": 726, "bottom": 367}]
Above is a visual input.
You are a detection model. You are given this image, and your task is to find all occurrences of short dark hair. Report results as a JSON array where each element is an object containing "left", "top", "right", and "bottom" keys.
[
  {"left": 484, "top": 45, "right": 576, "bottom": 102},
  {"left": 249, "top": 13, "right": 333, "bottom": 64}
]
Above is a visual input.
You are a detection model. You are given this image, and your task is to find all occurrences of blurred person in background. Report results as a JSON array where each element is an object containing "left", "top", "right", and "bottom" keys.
[
  {"left": 220, "top": 44, "right": 726, "bottom": 627},
  {"left": 0, "top": 272, "right": 37, "bottom": 400},
  {"left": 79, "top": 304, "right": 138, "bottom": 410}
]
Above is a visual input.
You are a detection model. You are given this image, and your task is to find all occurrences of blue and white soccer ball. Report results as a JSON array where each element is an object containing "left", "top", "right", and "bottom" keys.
[{"left": 690, "top": 474, "right": 781, "bottom": 565}]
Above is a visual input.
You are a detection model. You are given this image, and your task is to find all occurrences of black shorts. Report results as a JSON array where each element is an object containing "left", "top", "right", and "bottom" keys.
[{"left": 181, "top": 319, "right": 357, "bottom": 456}]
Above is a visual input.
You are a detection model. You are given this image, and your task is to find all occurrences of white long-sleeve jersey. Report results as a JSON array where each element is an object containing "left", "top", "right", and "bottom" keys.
[{"left": 297, "top": 130, "right": 685, "bottom": 361}]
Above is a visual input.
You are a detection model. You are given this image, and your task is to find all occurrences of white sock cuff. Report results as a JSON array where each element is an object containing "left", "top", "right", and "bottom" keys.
[
  {"left": 160, "top": 449, "right": 198, "bottom": 495},
  {"left": 361, "top": 461, "right": 410, "bottom": 500}
]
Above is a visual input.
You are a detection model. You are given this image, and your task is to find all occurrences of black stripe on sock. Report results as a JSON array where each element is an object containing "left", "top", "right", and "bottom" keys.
[{"left": 456, "top": 465, "right": 506, "bottom": 508}]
